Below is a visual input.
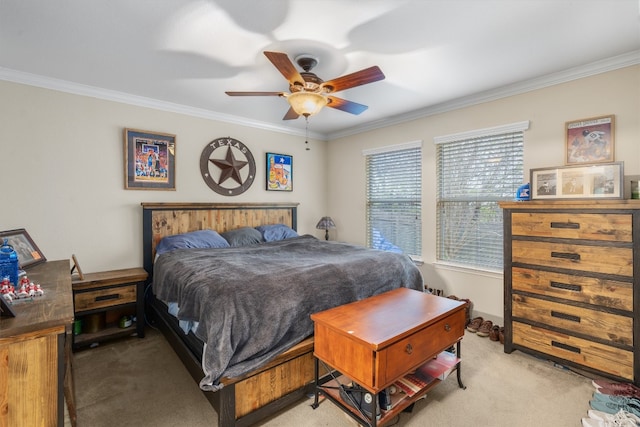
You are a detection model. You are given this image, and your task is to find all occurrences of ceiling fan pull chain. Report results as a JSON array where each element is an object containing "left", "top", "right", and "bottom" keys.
[{"left": 305, "top": 117, "right": 310, "bottom": 151}]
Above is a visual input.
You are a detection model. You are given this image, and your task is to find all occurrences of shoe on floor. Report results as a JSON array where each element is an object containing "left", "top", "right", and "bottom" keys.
[
  {"left": 466, "top": 317, "right": 483, "bottom": 333},
  {"left": 594, "top": 380, "right": 640, "bottom": 395},
  {"left": 499, "top": 326, "right": 505, "bottom": 344},
  {"left": 582, "top": 415, "right": 638, "bottom": 427},
  {"left": 588, "top": 409, "right": 640, "bottom": 424},
  {"left": 590, "top": 399, "right": 640, "bottom": 418},
  {"left": 489, "top": 325, "right": 500, "bottom": 341},
  {"left": 476, "top": 320, "right": 493, "bottom": 337},
  {"left": 593, "top": 392, "right": 640, "bottom": 407},
  {"left": 597, "top": 387, "right": 640, "bottom": 399}
]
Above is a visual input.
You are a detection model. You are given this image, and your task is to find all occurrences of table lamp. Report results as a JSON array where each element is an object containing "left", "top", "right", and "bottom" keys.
[{"left": 315, "top": 216, "right": 336, "bottom": 241}]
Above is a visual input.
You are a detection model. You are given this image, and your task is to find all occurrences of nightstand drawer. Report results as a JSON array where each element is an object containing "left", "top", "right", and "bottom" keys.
[
  {"left": 512, "top": 294, "right": 632, "bottom": 345},
  {"left": 74, "top": 284, "right": 137, "bottom": 312},
  {"left": 513, "top": 322, "right": 633, "bottom": 380},
  {"left": 379, "top": 308, "right": 465, "bottom": 385},
  {"left": 512, "top": 240, "right": 632, "bottom": 276},
  {"left": 511, "top": 212, "right": 632, "bottom": 242},
  {"left": 512, "top": 267, "right": 633, "bottom": 311}
]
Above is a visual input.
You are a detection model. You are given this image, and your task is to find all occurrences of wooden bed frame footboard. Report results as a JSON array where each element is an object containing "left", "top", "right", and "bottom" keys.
[
  {"left": 148, "top": 299, "right": 317, "bottom": 427},
  {"left": 142, "top": 202, "right": 325, "bottom": 427}
]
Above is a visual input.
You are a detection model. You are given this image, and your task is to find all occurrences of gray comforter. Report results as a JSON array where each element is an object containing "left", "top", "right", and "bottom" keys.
[{"left": 153, "top": 235, "right": 423, "bottom": 391}]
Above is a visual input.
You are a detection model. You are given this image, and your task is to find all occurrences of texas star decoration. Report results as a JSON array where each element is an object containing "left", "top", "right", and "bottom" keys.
[{"left": 199, "top": 137, "right": 256, "bottom": 196}]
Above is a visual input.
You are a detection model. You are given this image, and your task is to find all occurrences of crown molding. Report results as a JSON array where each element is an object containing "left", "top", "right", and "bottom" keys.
[
  {"left": 1, "top": 50, "right": 638, "bottom": 142},
  {"left": 326, "top": 50, "right": 640, "bottom": 141},
  {"left": 0, "top": 67, "right": 324, "bottom": 141}
]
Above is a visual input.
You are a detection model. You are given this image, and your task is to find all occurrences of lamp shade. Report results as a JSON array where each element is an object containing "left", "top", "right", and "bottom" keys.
[
  {"left": 315, "top": 216, "right": 336, "bottom": 230},
  {"left": 287, "top": 91, "right": 328, "bottom": 117}
]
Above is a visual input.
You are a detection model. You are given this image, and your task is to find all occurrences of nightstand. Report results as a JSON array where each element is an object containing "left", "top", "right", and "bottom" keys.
[{"left": 72, "top": 267, "right": 147, "bottom": 350}]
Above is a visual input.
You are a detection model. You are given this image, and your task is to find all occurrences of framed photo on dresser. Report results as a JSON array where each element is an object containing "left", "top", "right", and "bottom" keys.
[
  {"left": 531, "top": 162, "right": 623, "bottom": 200},
  {"left": 0, "top": 228, "right": 46, "bottom": 269}
]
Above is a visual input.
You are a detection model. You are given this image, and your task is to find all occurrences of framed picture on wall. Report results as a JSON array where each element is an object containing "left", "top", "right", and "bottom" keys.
[
  {"left": 565, "top": 115, "right": 615, "bottom": 165},
  {"left": 531, "top": 162, "right": 623, "bottom": 200},
  {"left": 124, "top": 128, "right": 176, "bottom": 190},
  {"left": 266, "top": 153, "right": 293, "bottom": 191}
]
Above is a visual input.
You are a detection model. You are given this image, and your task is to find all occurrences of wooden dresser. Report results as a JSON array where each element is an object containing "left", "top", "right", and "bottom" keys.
[
  {"left": 0, "top": 260, "right": 74, "bottom": 426},
  {"left": 500, "top": 200, "right": 640, "bottom": 384},
  {"left": 311, "top": 288, "right": 466, "bottom": 426}
]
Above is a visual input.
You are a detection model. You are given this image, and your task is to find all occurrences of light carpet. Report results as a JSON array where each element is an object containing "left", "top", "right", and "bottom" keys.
[{"left": 68, "top": 327, "right": 598, "bottom": 426}]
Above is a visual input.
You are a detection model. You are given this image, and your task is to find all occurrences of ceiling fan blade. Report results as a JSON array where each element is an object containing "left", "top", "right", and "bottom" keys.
[
  {"left": 264, "top": 51, "right": 304, "bottom": 85},
  {"left": 282, "top": 107, "right": 300, "bottom": 120},
  {"left": 322, "top": 66, "right": 385, "bottom": 93},
  {"left": 225, "top": 91, "right": 283, "bottom": 96},
  {"left": 327, "top": 96, "right": 368, "bottom": 115}
]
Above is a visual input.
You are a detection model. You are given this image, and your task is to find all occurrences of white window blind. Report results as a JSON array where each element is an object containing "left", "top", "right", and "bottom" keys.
[
  {"left": 436, "top": 123, "right": 526, "bottom": 270},
  {"left": 365, "top": 142, "right": 422, "bottom": 257}
]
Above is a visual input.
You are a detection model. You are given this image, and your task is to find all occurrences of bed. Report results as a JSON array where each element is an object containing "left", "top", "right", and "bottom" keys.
[{"left": 142, "top": 202, "right": 423, "bottom": 427}]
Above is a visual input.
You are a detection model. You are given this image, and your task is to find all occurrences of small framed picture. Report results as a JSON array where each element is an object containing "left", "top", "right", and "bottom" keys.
[
  {"left": 266, "top": 153, "right": 292, "bottom": 191},
  {"left": 531, "top": 162, "right": 623, "bottom": 200},
  {"left": 565, "top": 115, "right": 614, "bottom": 165},
  {"left": 0, "top": 228, "right": 46, "bottom": 269},
  {"left": 124, "top": 128, "right": 176, "bottom": 190}
]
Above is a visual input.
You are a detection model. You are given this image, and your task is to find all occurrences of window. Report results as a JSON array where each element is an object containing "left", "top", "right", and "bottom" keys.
[
  {"left": 364, "top": 141, "right": 422, "bottom": 257},
  {"left": 435, "top": 122, "right": 528, "bottom": 270}
]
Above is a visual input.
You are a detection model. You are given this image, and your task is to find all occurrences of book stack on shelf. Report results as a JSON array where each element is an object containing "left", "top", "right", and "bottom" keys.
[{"left": 393, "top": 351, "right": 460, "bottom": 400}]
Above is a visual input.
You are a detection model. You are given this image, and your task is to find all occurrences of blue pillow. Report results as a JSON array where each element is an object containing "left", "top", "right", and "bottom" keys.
[
  {"left": 156, "top": 229, "right": 230, "bottom": 255},
  {"left": 220, "top": 227, "right": 264, "bottom": 247},
  {"left": 255, "top": 224, "right": 298, "bottom": 242}
]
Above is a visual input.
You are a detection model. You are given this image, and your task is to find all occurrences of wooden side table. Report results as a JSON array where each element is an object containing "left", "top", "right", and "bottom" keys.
[
  {"left": 72, "top": 267, "right": 147, "bottom": 350},
  {"left": 311, "top": 288, "right": 466, "bottom": 427}
]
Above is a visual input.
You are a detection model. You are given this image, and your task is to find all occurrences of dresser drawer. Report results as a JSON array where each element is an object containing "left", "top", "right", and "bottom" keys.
[
  {"left": 512, "top": 294, "right": 632, "bottom": 345},
  {"left": 512, "top": 240, "right": 632, "bottom": 277},
  {"left": 378, "top": 308, "right": 465, "bottom": 385},
  {"left": 74, "top": 284, "right": 137, "bottom": 312},
  {"left": 513, "top": 321, "right": 633, "bottom": 380},
  {"left": 511, "top": 212, "right": 632, "bottom": 242},
  {"left": 512, "top": 267, "right": 633, "bottom": 311}
]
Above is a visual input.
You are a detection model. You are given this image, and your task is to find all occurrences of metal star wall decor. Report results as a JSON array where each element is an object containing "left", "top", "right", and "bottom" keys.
[{"left": 199, "top": 137, "right": 256, "bottom": 196}]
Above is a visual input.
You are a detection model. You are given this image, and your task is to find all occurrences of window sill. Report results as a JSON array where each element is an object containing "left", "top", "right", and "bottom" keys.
[
  {"left": 408, "top": 256, "right": 424, "bottom": 266},
  {"left": 433, "top": 261, "right": 502, "bottom": 279}
]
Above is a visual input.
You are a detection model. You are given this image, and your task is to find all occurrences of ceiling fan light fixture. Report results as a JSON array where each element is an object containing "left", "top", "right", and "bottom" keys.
[{"left": 286, "top": 91, "right": 328, "bottom": 117}]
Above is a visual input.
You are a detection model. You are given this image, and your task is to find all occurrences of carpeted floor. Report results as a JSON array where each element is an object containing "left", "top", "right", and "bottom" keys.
[{"left": 68, "top": 327, "right": 597, "bottom": 426}]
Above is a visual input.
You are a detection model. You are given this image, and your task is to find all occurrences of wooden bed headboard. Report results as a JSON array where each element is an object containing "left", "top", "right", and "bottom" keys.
[{"left": 141, "top": 202, "right": 299, "bottom": 275}]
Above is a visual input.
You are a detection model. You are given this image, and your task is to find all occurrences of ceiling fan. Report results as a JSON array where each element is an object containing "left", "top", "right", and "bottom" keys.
[{"left": 226, "top": 51, "right": 385, "bottom": 120}]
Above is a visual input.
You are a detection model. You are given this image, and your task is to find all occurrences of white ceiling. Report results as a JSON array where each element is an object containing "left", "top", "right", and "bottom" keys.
[{"left": 1, "top": 0, "right": 639, "bottom": 140}]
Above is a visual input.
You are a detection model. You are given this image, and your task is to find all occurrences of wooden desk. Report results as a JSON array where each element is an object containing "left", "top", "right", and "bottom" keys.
[
  {"left": 311, "top": 288, "right": 466, "bottom": 427},
  {"left": 0, "top": 260, "right": 74, "bottom": 427}
]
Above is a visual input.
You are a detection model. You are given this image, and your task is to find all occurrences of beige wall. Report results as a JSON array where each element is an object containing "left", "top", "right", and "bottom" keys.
[
  {"left": 0, "top": 81, "right": 327, "bottom": 272},
  {"left": 1, "top": 65, "right": 637, "bottom": 321},
  {"left": 326, "top": 65, "right": 640, "bottom": 322}
]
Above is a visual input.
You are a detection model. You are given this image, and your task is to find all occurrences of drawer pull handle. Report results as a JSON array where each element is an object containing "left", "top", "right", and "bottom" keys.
[
  {"left": 550, "top": 281, "right": 582, "bottom": 292},
  {"left": 552, "top": 340, "right": 581, "bottom": 354},
  {"left": 405, "top": 344, "right": 413, "bottom": 355},
  {"left": 95, "top": 294, "right": 120, "bottom": 302},
  {"left": 551, "top": 251, "right": 580, "bottom": 261},
  {"left": 551, "top": 311, "right": 581, "bottom": 323},
  {"left": 444, "top": 323, "right": 451, "bottom": 332},
  {"left": 550, "top": 221, "right": 580, "bottom": 229}
]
